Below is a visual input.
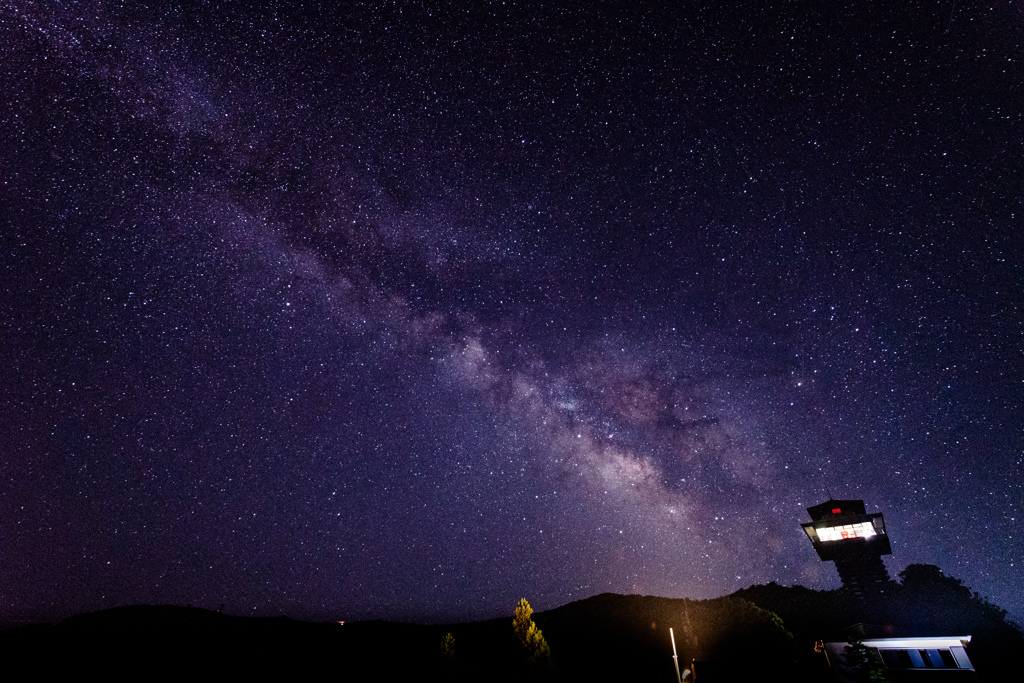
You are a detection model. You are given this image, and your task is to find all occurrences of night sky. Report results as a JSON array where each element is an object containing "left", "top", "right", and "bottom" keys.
[{"left": 2, "top": 1, "right": 1022, "bottom": 626}]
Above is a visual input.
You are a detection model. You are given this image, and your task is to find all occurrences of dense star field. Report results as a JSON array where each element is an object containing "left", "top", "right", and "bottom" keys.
[{"left": 2, "top": 2, "right": 1022, "bottom": 626}]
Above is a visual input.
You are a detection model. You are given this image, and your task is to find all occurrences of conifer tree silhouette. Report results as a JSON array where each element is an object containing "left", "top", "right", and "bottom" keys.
[{"left": 513, "top": 598, "right": 552, "bottom": 675}]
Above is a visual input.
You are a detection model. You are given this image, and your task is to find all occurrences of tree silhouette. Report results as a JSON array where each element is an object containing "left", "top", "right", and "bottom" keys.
[
  {"left": 513, "top": 598, "right": 552, "bottom": 675},
  {"left": 841, "top": 640, "right": 890, "bottom": 682},
  {"left": 440, "top": 631, "right": 456, "bottom": 662},
  {"left": 439, "top": 631, "right": 457, "bottom": 680}
]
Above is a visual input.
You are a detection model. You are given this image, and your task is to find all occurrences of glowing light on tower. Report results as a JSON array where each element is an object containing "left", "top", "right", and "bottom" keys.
[{"left": 802, "top": 498, "right": 892, "bottom": 598}]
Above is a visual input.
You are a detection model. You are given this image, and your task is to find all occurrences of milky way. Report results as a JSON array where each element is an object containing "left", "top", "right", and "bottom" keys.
[{"left": 2, "top": 1, "right": 1022, "bottom": 624}]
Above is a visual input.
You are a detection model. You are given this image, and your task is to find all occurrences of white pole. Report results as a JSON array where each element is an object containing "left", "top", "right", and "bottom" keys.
[{"left": 670, "top": 627, "right": 682, "bottom": 683}]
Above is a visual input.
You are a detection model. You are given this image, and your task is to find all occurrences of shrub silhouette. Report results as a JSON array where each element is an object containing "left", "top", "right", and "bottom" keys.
[{"left": 841, "top": 640, "right": 891, "bottom": 682}]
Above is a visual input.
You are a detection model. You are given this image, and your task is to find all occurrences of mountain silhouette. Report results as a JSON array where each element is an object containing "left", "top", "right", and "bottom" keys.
[{"left": 2, "top": 568, "right": 1019, "bottom": 681}]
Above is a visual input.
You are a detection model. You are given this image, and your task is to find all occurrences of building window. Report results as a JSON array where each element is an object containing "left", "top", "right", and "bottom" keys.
[
  {"left": 877, "top": 649, "right": 960, "bottom": 669},
  {"left": 880, "top": 650, "right": 913, "bottom": 668}
]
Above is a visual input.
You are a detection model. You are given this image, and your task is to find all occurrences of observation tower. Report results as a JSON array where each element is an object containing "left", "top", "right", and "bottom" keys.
[{"left": 802, "top": 498, "right": 892, "bottom": 598}]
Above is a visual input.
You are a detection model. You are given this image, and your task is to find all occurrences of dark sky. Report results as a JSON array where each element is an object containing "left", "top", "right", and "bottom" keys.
[{"left": 2, "top": 1, "right": 1022, "bottom": 625}]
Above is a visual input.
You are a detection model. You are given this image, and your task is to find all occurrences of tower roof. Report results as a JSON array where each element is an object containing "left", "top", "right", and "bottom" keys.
[{"left": 806, "top": 498, "right": 867, "bottom": 521}]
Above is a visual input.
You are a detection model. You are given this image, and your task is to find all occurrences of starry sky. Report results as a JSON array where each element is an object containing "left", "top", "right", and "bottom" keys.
[{"left": 2, "top": 1, "right": 1022, "bottom": 626}]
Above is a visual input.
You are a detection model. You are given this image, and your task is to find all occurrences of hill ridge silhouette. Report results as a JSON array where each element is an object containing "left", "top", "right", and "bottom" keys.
[{"left": 2, "top": 568, "right": 1020, "bottom": 681}]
